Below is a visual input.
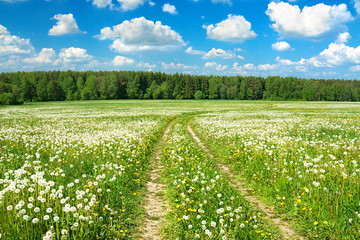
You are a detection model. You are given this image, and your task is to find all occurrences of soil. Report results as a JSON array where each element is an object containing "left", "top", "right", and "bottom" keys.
[{"left": 140, "top": 124, "right": 172, "bottom": 240}]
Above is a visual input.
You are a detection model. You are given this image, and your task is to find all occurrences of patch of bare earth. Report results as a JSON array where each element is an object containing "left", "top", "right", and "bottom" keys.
[
  {"left": 187, "top": 123, "right": 305, "bottom": 240},
  {"left": 140, "top": 124, "right": 172, "bottom": 240}
]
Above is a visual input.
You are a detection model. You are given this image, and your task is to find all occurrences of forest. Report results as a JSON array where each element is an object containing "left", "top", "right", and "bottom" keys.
[{"left": 0, "top": 70, "right": 360, "bottom": 105}]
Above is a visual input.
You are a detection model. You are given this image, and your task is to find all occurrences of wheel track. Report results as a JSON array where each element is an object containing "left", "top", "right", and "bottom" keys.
[
  {"left": 139, "top": 123, "right": 173, "bottom": 240},
  {"left": 187, "top": 122, "right": 305, "bottom": 240}
]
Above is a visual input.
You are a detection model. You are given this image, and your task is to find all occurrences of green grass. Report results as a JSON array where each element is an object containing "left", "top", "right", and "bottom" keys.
[{"left": 1, "top": 100, "right": 360, "bottom": 239}]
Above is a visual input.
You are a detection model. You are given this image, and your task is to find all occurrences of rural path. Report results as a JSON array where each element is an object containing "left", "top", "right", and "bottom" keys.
[
  {"left": 139, "top": 123, "right": 173, "bottom": 240},
  {"left": 187, "top": 122, "right": 305, "bottom": 240}
]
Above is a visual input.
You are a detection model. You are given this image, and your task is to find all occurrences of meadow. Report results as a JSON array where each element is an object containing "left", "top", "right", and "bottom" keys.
[{"left": 1, "top": 100, "right": 360, "bottom": 239}]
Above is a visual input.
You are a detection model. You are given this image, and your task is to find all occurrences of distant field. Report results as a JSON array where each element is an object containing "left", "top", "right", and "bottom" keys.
[{"left": 1, "top": 100, "right": 360, "bottom": 239}]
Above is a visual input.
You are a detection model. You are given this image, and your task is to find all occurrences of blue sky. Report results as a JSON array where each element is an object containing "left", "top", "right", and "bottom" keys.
[{"left": 1, "top": 0, "right": 360, "bottom": 79}]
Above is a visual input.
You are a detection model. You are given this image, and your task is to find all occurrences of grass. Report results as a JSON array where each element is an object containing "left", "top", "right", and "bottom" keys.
[{"left": 1, "top": 100, "right": 360, "bottom": 239}]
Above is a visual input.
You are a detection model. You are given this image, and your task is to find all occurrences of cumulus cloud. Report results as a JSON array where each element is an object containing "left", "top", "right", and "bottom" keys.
[
  {"left": 113, "top": 55, "right": 135, "bottom": 66},
  {"left": 185, "top": 46, "right": 243, "bottom": 59},
  {"left": 118, "top": 0, "right": 144, "bottom": 10},
  {"left": 233, "top": 62, "right": 279, "bottom": 73},
  {"left": 266, "top": 2, "right": 353, "bottom": 39},
  {"left": 87, "top": 0, "right": 144, "bottom": 10},
  {"left": 257, "top": 64, "right": 277, "bottom": 71},
  {"left": 23, "top": 48, "right": 56, "bottom": 64},
  {"left": 162, "top": 3, "right": 177, "bottom": 14},
  {"left": 96, "top": 17, "right": 184, "bottom": 53},
  {"left": 318, "top": 43, "right": 360, "bottom": 66},
  {"left": 90, "top": 0, "right": 113, "bottom": 8},
  {"left": 48, "top": 14, "right": 83, "bottom": 36},
  {"left": 204, "top": 61, "right": 228, "bottom": 71},
  {"left": 273, "top": 40, "right": 360, "bottom": 73},
  {"left": 272, "top": 41, "right": 292, "bottom": 51},
  {"left": 350, "top": 65, "right": 360, "bottom": 72},
  {"left": 335, "top": 32, "right": 351, "bottom": 44},
  {"left": 58, "top": 47, "right": 92, "bottom": 63},
  {"left": 137, "top": 62, "right": 156, "bottom": 71},
  {"left": 161, "top": 62, "right": 197, "bottom": 70},
  {"left": 0, "top": 24, "right": 34, "bottom": 55},
  {"left": 203, "top": 48, "right": 242, "bottom": 59},
  {"left": 203, "top": 14, "right": 256, "bottom": 43},
  {"left": 354, "top": 0, "right": 360, "bottom": 15},
  {"left": 185, "top": 47, "right": 206, "bottom": 55}
]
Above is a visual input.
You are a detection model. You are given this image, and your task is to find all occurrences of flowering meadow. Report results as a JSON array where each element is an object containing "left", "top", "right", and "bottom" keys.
[
  {"left": 1, "top": 100, "right": 360, "bottom": 239},
  {"left": 161, "top": 119, "right": 279, "bottom": 239},
  {"left": 193, "top": 103, "right": 360, "bottom": 239},
  {"left": 0, "top": 101, "right": 174, "bottom": 239}
]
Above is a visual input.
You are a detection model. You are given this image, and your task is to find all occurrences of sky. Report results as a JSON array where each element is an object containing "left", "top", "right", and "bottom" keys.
[{"left": 1, "top": 0, "right": 360, "bottom": 79}]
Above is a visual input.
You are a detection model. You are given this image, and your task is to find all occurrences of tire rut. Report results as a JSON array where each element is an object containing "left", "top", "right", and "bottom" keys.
[
  {"left": 187, "top": 122, "right": 305, "bottom": 240},
  {"left": 139, "top": 123, "right": 172, "bottom": 240}
]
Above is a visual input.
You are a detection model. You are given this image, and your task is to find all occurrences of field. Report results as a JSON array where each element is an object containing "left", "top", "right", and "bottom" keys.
[{"left": 1, "top": 100, "right": 360, "bottom": 239}]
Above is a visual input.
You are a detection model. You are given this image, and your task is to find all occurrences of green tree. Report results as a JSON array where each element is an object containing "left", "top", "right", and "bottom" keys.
[
  {"left": 194, "top": 90, "right": 205, "bottom": 100},
  {"left": 126, "top": 73, "right": 141, "bottom": 99}
]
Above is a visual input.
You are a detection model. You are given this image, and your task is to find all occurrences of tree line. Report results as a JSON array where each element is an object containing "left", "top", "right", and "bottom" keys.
[{"left": 0, "top": 70, "right": 359, "bottom": 105}]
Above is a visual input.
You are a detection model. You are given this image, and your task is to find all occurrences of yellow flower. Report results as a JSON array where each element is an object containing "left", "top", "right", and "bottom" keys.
[
  {"left": 297, "top": 199, "right": 301, "bottom": 203},
  {"left": 313, "top": 222, "right": 318, "bottom": 225},
  {"left": 323, "top": 221, "right": 328, "bottom": 224}
]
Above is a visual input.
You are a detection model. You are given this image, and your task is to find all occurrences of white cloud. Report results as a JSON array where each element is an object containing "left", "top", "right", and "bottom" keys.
[
  {"left": 118, "top": 0, "right": 144, "bottom": 11},
  {"left": 137, "top": 62, "right": 156, "bottom": 69},
  {"left": 204, "top": 61, "right": 228, "bottom": 71},
  {"left": 162, "top": 3, "right": 177, "bottom": 14},
  {"left": 149, "top": 1, "right": 155, "bottom": 6},
  {"left": 203, "top": 14, "right": 256, "bottom": 43},
  {"left": 257, "top": 64, "right": 277, "bottom": 71},
  {"left": 0, "top": 24, "right": 34, "bottom": 55},
  {"left": 87, "top": 0, "right": 144, "bottom": 10},
  {"left": 350, "top": 65, "right": 360, "bottom": 72},
  {"left": 354, "top": 0, "right": 360, "bottom": 15},
  {"left": 48, "top": 14, "right": 83, "bottom": 36},
  {"left": 161, "top": 62, "right": 197, "bottom": 70},
  {"left": 266, "top": 2, "right": 353, "bottom": 38},
  {"left": 272, "top": 41, "right": 292, "bottom": 51},
  {"left": 203, "top": 48, "right": 242, "bottom": 59},
  {"left": 58, "top": 47, "right": 92, "bottom": 63},
  {"left": 185, "top": 46, "right": 243, "bottom": 60},
  {"left": 318, "top": 43, "right": 360, "bottom": 66},
  {"left": 211, "top": 0, "right": 232, "bottom": 5},
  {"left": 23, "top": 48, "right": 56, "bottom": 64},
  {"left": 244, "top": 63, "right": 254, "bottom": 70},
  {"left": 113, "top": 55, "right": 135, "bottom": 66},
  {"left": 335, "top": 32, "right": 351, "bottom": 44},
  {"left": 272, "top": 41, "right": 360, "bottom": 72},
  {"left": 90, "top": 0, "right": 113, "bottom": 8},
  {"left": 185, "top": 47, "right": 206, "bottom": 55},
  {"left": 232, "top": 62, "right": 253, "bottom": 74},
  {"left": 97, "top": 17, "right": 184, "bottom": 53}
]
